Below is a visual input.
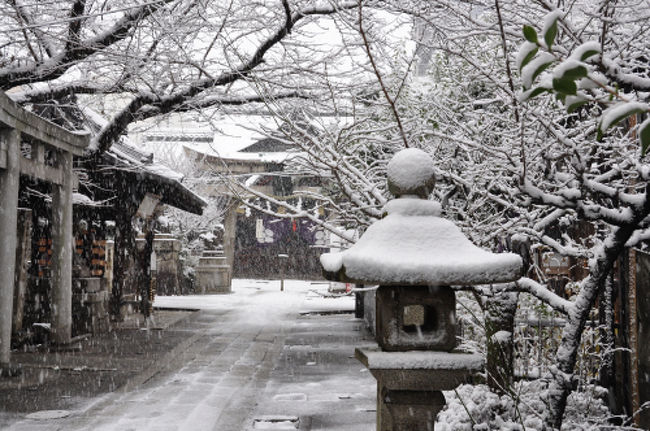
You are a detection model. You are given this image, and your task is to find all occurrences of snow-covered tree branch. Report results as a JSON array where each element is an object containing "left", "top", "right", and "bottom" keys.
[{"left": 1, "top": 0, "right": 364, "bottom": 154}]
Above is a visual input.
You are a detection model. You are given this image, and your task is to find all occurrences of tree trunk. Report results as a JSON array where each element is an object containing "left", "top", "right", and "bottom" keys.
[
  {"left": 485, "top": 292, "right": 518, "bottom": 395},
  {"left": 485, "top": 235, "right": 530, "bottom": 395},
  {"left": 599, "top": 274, "right": 618, "bottom": 413},
  {"left": 547, "top": 225, "right": 636, "bottom": 429}
]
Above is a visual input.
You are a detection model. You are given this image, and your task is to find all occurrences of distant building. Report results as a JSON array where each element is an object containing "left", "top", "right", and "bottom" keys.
[{"left": 180, "top": 115, "right": 328, "bottom": 280}]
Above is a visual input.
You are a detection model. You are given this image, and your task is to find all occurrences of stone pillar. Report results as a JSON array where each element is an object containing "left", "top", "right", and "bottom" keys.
[
  {"left": 0, "top": 128, "right": 20, "bottom": 369},
  {"left": 222, "top": 199, "right": 238, "bottom": 281},
  {"left": 12, "top": 209, "right": 32, "bottom": 337},
  {"left": 363, "top": 288, "right": 377, "bottom": 336},
  {"left": 103, "top": 240, "right": 114, "bottom": 296},
  {"left": 51, "top": 151, "right": 73, "bottom": 345}
]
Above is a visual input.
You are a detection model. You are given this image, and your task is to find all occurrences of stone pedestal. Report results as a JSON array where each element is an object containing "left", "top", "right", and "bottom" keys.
[
  {"left": 356, "top": 348, "right": 483, "bottom": 431},
  {"left": 381, "top": 389, "right": 445, "bottom": 431},
  {"left": 196, "top": 249, "right": 231, "bottom": 294}
]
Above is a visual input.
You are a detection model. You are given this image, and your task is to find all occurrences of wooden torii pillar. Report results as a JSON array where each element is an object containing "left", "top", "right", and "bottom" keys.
[{"left": 0, "top": 91, "right": 89, "bottom": 373}]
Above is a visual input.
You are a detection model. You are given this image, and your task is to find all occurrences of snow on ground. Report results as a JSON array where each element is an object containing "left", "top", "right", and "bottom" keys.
[
  {"left": 302, "top": 288, "right": 356, "bottom": 315},
  {"left": 149, "top": 279, "right": 370, "bottom": 431},
  {"left": 153, "top": 278, "right": 355, "bottom": 315},
  {"left": 4, "top": 278, "right": 368, "bottom": 431}
]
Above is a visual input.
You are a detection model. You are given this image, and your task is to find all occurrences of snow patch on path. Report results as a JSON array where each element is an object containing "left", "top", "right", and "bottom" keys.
[{"left": 25, "top": 410, "right": 71, "bottom": 420}]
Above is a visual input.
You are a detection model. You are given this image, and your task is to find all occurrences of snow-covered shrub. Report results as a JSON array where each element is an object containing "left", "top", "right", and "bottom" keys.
[
  {"left": 438, "top": 381, "right": 613, "bottom": 431},
  {"left": 454, "top": 289, "right": 620, "bottom": 430}
]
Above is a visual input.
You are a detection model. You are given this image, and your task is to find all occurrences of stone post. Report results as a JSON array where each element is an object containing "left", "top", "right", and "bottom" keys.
[
  {"left": 12, "top": 209, "right": 32, "bottom": 337},
  {"left": 222, "top": 199, "right": 238, "bottom": 282},
  {"left": 0, "top": 128, "right": 20, "bottom": 370},
  {"left": 278, "top": 253, "right": 288, "bottom": 291},
  {"left": 51, "top": 151, "right": 74, "bottom": 345},
  {"left": 103, "top": 240, "right": 114, "bottom": 296}
]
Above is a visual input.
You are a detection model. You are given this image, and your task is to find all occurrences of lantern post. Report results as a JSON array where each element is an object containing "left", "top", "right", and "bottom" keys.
[{"left": 321, "top": 148, "right": 522, "bottom": 430}]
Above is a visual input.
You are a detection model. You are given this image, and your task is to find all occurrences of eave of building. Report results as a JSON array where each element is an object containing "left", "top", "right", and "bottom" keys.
[{"left": 103, "top": 150, "right": 207, "bottom": 216}]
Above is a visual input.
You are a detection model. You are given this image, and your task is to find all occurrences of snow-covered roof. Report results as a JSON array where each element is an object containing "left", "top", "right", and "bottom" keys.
[
  {"left": 108, "top": 142, "right": 184, "bottom": 182},
  {"left": 82, "top": 105, "right": 185, "bottom": 180},
  {"left": 108, "top": 141, "right": 207, "bottom": 214},
  {"left": 181, "top": 114, "right": 296, "bottom": 164},
  {"left": 80, "top": 106, "right": 207, "bottom": 214},
  {"left": 72, "top": 192, "right": 108, "bottom": 207}
]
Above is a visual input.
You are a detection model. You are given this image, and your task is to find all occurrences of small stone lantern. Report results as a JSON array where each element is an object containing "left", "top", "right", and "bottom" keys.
[{"left": 320, "top": 148, "right": 522, "bottom": 430}]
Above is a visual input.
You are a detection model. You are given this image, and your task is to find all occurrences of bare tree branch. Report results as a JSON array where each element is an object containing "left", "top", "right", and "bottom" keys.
[{"left": 0, "top": 0, "right": 179, "bottom": 89}]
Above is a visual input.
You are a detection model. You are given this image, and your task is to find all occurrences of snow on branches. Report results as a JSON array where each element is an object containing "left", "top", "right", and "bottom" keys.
[{"left": 0, "top": 0, "right": 360, "bottom": 154}]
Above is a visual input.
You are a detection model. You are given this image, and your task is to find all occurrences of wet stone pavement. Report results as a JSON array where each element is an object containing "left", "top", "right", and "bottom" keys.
[
  {"left": 0, "top": 310, "right": 199, "bottom": 413},
  {"left": 0, "top": 280, "right": 377, "bottom": 430}
]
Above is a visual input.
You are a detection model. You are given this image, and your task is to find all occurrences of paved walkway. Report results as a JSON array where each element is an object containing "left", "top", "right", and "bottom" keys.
[{"left": 0, "top": 280, "right": 377, "bottom": 431}]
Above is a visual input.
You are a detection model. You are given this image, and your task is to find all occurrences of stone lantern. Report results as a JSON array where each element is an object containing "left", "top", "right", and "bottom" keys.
[{"left": 320, "top": 148, "right": 523, "bottom": 430}]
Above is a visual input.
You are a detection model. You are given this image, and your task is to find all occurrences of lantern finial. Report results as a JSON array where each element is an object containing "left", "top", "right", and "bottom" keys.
[{"left": 387, "top": 148, "right": 435, "bottom": 199}]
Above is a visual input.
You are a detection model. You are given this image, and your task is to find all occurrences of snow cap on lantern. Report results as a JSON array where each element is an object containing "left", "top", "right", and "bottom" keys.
[
  {"left": 387, "top": 147, "right": 436, "bottom": 198},
  {"left": 320, "top": 148, "right": 523, "bottom": 287}
]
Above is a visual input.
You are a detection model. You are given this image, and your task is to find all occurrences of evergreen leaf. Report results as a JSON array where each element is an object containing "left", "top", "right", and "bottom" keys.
[
  {"left": 544, "top": 18, "right": 558, "bottom": 48},
  {"left": 523, "top": 25, "right": 538, "bottom": 44}
]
